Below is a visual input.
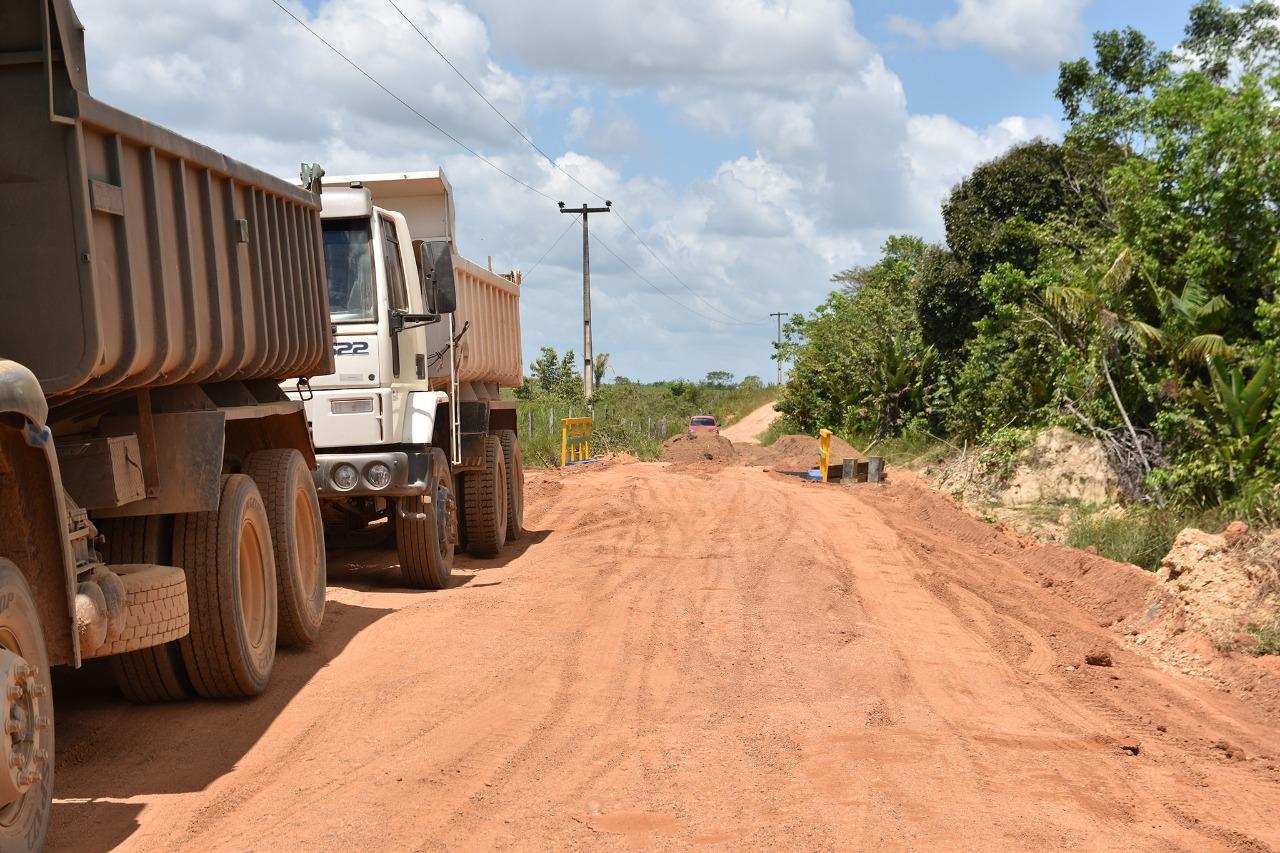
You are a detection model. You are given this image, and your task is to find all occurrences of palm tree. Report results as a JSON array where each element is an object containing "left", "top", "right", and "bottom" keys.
[{"left": 1041, "top": 249, "right": 1154, "bottom": 474}]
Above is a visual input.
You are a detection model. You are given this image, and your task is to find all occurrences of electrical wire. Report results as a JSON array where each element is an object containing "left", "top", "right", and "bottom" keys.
[
  {"left": 523, "top": 214, "right": 580, "bottom": 283},
  {"left": 388, "top": 0, "right": 766, "bottom": 325},
  {"left": 589, "top": 232, "right": 764, "bottom": 328},
  {"left": 267, "top": 0, "right": 557, "bottom": 203},
  {"left": 272, "top": 0, "right": 768, "bottom": 326}
]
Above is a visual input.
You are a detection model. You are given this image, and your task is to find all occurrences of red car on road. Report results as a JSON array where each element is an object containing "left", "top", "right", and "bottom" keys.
[{"left": 688, "top": 415, "right": 719, "bottom": 435}]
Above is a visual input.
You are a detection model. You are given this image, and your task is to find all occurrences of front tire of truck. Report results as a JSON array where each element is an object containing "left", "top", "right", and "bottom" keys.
[
  {"left": 245, "top": 450, "right": 326, "bottom": 647},
  {"left": 98, "top": 516, "right": 195, "bottom": 703},
  {"left": 0, "top": 559, "right": 53, "bottom": 853},
  {"left": 175, "top": 475, "right": 278, "bottom": 699},
  {"left": 396, "top": 449, "right": 456, "bottom": 589},
  {"left": 496, "top": 430, "right": 524, "bottom": 541},
  {"left": 462, "top": 435, "right": 508, "bottom": 557}
]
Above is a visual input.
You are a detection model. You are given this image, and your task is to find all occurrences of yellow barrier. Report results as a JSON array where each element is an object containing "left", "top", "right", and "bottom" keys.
[
  {"left": 561, "top": 417, "right": 594, "bottom": 466},
  {"left": 819, "top": 428, "right": 832, "bottom": 482}
]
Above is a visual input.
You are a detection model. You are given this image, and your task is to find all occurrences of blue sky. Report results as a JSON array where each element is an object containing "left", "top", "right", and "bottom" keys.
[{"left": 78, "top": 0, "right": 1204, "bottom": 384}]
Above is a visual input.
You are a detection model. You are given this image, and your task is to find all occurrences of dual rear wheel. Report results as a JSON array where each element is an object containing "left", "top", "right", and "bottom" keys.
[{"left": 102, "top": 449, "right": 326, "bottom": 702}]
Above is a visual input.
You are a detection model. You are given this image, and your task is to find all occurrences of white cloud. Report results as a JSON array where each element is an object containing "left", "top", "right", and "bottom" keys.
[
  {"left": 903, "top": 114, "right": 1061, "bottom": 224},
  {"left": 71, "top": 0, "right": 1063, "bottom": 381},
  {"left": 893, "top": 0, "right": 1090, "bottom": 69}
]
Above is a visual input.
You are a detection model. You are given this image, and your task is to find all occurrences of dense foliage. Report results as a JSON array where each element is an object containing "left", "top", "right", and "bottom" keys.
[{"left": 779, "top": 1, "right": 1280, "bottom": 520}]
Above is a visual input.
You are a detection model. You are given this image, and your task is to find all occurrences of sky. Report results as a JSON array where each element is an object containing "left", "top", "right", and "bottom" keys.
[{"left": 74, "top": 0, "right": 1199, "bottom": 384}]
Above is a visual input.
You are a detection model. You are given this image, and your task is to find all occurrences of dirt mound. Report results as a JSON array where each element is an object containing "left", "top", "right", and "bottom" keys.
[
  {"left": 744, "top": 433, "right": 864, "bottom": 471},
  {"left": 658, "top": 432, "right": 737, "bottom": 464},
  {"left": 1155, "top": 525, "right": 1279, "bottom": 648}
]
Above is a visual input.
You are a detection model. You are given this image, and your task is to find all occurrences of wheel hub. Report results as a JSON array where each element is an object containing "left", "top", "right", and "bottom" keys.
[{"left": 0, "top": 648, "right": 48, "bottom": 809}]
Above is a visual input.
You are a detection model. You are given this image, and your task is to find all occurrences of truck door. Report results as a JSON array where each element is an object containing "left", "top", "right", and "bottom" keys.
[{"left": 379, "top": 213, "right": 427, "bottom": 383}]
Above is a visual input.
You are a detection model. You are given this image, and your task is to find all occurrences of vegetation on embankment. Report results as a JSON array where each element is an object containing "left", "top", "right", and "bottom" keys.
[
  {"left": 777, "top": 2, "right": 1280, "bottom": 557},
  {"left": 510, "top": 347, "right": 776, "bottom": 467}
]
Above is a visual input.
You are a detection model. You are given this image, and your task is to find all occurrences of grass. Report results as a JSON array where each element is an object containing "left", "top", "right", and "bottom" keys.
[
  {"left": 513, "top": 381, "right": 778, "bottom": 467},
  {"left": 1243, "top": 622, "right": 1280, "bottom": 656},
  {"left": 1064, "top": 506, "right": 1221, "bottom": 571}
]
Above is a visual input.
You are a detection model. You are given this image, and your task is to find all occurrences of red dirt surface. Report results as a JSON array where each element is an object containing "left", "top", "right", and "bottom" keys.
[{"left": 49, "top": 464, "right": 1280, "bottom": 851}]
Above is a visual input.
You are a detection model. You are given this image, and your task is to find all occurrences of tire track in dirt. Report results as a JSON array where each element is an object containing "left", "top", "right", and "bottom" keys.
[{"left": 48, "top": 461, "right": 1280, "bottom": 852}]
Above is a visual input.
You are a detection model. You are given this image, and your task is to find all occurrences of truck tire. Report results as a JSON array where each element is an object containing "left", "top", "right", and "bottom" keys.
[
  {"left": 245, "top": 449, "right": 326, "bottom": 646},
  {"left": 0, "top": 559, "right": 53, "bottom": 852},
  {"left": 175, "top": 475, "right": 278, "bottom": 699},
  {"left": 461, "top": 435, "right": 508, "bottom": 557},
  {"left": 496, "top": 430, "right": 524, "bottom": 541},
  {"left": 396, "top": 449, "right": 456, "bottom": 589},
  {"left": 93, "top": 565, "right": 189, "bottom": 656},
  {"left": 98, "top": 517, "right": 195, "bottom": 703}
]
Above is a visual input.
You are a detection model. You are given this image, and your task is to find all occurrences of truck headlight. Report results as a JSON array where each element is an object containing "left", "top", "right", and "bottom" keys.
[
  {"left": 364, "top": 461, "right": 392, "bottom": 490},
  {"left": 331, "top": 463, "right": 359, "bottom": 491}
]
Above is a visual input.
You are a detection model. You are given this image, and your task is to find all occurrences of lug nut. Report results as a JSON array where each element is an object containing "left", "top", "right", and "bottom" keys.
[
  {"left": 34, "top": 717, "right": 49, "bottom": 731},
  {"left": 3, "top": 720, "right": 18, "bottom": 735},
  {"left": 32, "top": 750, "right": 47, "bottom": 765},
  {"left": 27, "top": 685, "right": 44, "bottom": 699},
  {"left": 18, "top": 770, "right": 39, "bottom": 786},
  {"left": 5, "top": 686, "right": 21, "bottom": 702},
  {"left": 8, "top": 752, "right": 21, "bottom": 768}
]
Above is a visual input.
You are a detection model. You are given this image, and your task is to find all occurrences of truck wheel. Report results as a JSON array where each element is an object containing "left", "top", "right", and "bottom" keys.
[
  {"left": 98, "top": 517, "right": 194, "bottom": 703},
  {"left": 396, "top": 449, "right": 456, "bottom": 589},
  {"left": 0, "top": 559, "right": 53, "bottom": 852},
  {"left": 496, "top": 430, "right": 524, "bottom": 540},
  {"left": 245, "top": 449, "right": 326, "bottom": 646},
  {"left": 461, "top": 435, "right": 508, "bottom": 557},
  {"left": 175, "top": 475, "right": 278, "bottom": 699}
]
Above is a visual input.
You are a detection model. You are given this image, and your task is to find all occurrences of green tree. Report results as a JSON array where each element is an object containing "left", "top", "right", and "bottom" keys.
[
  {"left": 593, "top": 352, "right": 610, "bottom": 387},
  {"left": 704, "top": 370, "right": 734, "bottom": 388}
]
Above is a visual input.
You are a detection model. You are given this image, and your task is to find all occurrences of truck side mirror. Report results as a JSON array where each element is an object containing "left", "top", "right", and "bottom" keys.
[{"left": 413, "top": 239, "right": 457, "bottom": 315}]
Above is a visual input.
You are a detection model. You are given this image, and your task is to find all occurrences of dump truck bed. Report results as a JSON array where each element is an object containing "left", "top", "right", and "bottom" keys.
[{"left": 0, "top": 0, "right": 333, "bottom": 401}]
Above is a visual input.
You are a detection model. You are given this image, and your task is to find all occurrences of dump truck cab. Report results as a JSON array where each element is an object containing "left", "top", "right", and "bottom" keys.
[
  {"left": 303, "top": 178, "right": 449, "bottom": 498},
  {"left": 292, "top": 170, "right": 525, "bottom": 589}
]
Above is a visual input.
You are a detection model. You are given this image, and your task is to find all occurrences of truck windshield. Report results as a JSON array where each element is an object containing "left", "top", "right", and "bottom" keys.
[{"left": 323, "top": 218, "right": 375, "bottom": 323}]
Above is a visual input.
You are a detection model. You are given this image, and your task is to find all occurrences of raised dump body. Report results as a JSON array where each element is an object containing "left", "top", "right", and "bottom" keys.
[
  {"left": 0, "top": 0, "right": 332, "bottom": 399},
  {"left": 323, "top": 172, "right": 521, "bottom": 395}
]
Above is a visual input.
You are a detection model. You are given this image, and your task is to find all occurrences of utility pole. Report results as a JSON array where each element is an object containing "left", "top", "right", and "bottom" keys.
[
  {"left": 770, "top": 311, "right": 790, "bottom": 386},
  {"left": 559, "top": 199, "right": 612, "bottom": 399}
]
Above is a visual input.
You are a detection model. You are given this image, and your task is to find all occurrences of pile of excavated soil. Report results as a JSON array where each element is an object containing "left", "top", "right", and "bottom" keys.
[
  {"left": 659, "top": 432, "right": 737, "bottom": 464},
  {"left": 742, "top": 433, "right": 864, "bottom": 471},
  {"left": 1154, "top": 524, "right": 1280, "bottom": 651}
]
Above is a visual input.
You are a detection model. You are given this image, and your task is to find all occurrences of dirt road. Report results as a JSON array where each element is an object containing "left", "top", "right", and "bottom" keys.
[
  {"left": 50, "top": 459, "right": 1280, "bottom": 851},
  {"left": 718, "top": 401, "right": 778, "bottom": 443}
]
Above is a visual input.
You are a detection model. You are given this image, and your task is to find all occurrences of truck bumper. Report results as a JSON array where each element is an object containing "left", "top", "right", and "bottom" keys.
[{"left": 313, "top": 448, "right": 433, "bottom": 498}]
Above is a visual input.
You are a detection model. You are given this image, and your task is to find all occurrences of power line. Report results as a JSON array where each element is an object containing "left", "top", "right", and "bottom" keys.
[
  {"left": 271, "top": 0, "right": 766, "bottom": 328},
  {"left": 385, "top": 0, "right": 601, "bottom": 203},
  {"left": 266, "top": 0, "right": 556, "bottom": 203},
  {"left": 522, "top": 215, "right": 580, "bottom": 283},
  {"left": 589, "top": 231, "right": 765, "bottom": 328},
  {"left": 611, "top": 211, "right": 768, "bottom": 325},
  {"left": 389, "top": 0, "right": 765, "bottom": 326}
]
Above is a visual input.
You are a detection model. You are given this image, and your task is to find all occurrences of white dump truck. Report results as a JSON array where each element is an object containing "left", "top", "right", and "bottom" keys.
[
  {"left": 0, "top": 2, "right": 334, "bottom": 846},
  {"left": 294, "top": 172, "right": 525, "bottom": 587}
]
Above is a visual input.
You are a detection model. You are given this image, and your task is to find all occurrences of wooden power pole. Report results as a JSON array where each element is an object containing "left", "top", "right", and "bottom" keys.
[
  {"left": 559, "top": 200, "right": 612, "bottom": 398},
  {"left": 770, "top": 311, "right": 790, "bottom": 385}
]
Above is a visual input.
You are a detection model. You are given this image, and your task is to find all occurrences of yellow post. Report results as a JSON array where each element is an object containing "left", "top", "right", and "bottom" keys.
[
  {"left": 561, "top": 420, "right": 569, "bottom": 467},
  {"left": 819, "top": 428, "right": 832, "bottom": 482}
]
